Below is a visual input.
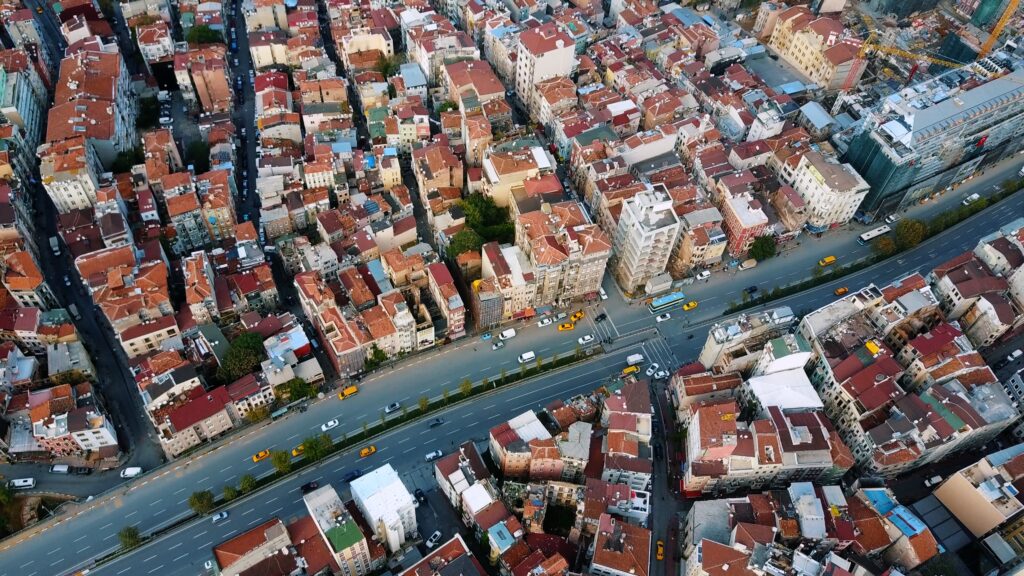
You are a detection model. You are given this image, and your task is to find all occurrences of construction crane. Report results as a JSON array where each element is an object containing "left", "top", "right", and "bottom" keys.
[{"left": 978, "top": 0, "right": 1019, "bottom": 58}]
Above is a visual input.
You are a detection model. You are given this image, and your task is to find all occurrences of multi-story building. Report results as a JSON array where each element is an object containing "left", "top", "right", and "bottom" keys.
[
  {"left": 0, "top": 49, "right": 48, "bottom": 186},
  {"left": 304, "top": 484, "right": 377, "bottom": 576},
  {"left": 698, "top": 307, "right": 795, "bottom": 373},
  {"left": 929, "top": 252, "right": 1017, "bottom": 348},
  {"left": 844, "top": 61, "right": 1024, "bottom": 216},
  {"left": 427, "top": 263, "right": 465, "bottom": 340},
  {"left": 38, "top": 136, "right": 103, "bottom": 213},
  {"left": 610, "top": 190, "right": 681, "bottom": 295},
  {"left": 720, "top": 192, "right": 769, "bottom": 257},
  {"left": 768, "top": 7, "right": 865, "bottom": 91},
  {"left": 668, "top": 208, "right": 727, "bottom": 278},
  {"left": 515, "top": 23, "right": 575, "bottom": 122},
  {"left": 589, "top": 514, "right": 651, "bottom": 576},
  {"left": 150, "top": 385, "right": 233, "bottom": 458},
  {"left": 791, "top": 150, "right": 869, "bottom": 231},
  {"left": 489, "top": 411, "right": 553, "bottom": 479},
  {"left": 167, "top": 192, "right": 212, "bottom": 255},
  {"left": 933, "top": 444, "right": 1024, "bottom": 538},
  {"left": 2, "top": 251, "right": 55, "bottom": 309},
  {"left": 350, "top": 465, "right": 417, "bottom": 553},
  {"left": 183, "top": 251, "right": 217, "bottom": 324},
  {"left": 477, "top": 242, "right": 538, "bottom": 325}
]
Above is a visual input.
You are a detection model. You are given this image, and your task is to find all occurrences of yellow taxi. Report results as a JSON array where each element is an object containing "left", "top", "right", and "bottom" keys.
[
  {"left": 683, "top": 300, "right": 698, "bottom": 311},
  {"left": 656, "top": 540, "right": 664, "bottom": 561},
  {"left": 291, "top": 445, "right": 305, "bottom": 457},
  {"left": 359, "top": 445, "right": 377, "bottom": 458},
  {"left": 252, "top": 449, "right": 271, "bottom": 463},
  {"left": 834, "top": 286, "right": 849, "bottom": 296},
  {"left": 558, "top": 322, "right": 575, "bottom": 331},
  {"left": 570, "top": 310, "right": 585, "bottom": 322}
]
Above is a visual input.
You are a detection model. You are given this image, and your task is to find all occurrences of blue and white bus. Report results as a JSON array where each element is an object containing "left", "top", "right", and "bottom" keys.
[
  {"left": 858, "top": 225, "right": 892, "bottom": 245},
  {"left": 649, "top": 291, "right": 686, "bottom": 314}
]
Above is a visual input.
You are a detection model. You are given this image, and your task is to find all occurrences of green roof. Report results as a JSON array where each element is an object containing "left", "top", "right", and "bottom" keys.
[
  {"left": 574, "top": 125, "right": 618, "bottom": 147},
  {"left": 366, "top": 107, "right": 390, "bottom": 122},
  {"left": 197, "top": 323, "right": 230, "bottom": 361},
  {"left": 920, "top": 390, "right": 966, "bottom": 431},
  {"left": 325, "top": 519, "right": 364, "bottom": 552}
]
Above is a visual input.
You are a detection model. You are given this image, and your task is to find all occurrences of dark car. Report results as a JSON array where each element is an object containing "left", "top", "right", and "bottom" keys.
[
  {"left": 595, "top": 313, "right": 608, "bottom": 323},
  {"left": 301, "top": 481, "right": 319, "bottom": 493},
  {"left": 745, "top": 285, "right": 758, "bottom": 294},
  {"left": 71, "top": 466, "right": 92, "bottom": 476},
  {"left": 414, "top": 488, "right": 426, "bottom": 503},
  {"left": 428, "top": 418, "right": 445, "bottom": 428},
  {"left": 343, "top": 469, "right": 362, "bottom": 483}
]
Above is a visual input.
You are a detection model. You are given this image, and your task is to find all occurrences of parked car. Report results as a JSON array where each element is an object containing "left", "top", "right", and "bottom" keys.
[
  {"left": 424, "top": 450, "right": 443, "bottom": 462},
  {"left": 537, "top": 317, "right": 553, "bottom": 327},
  {"left": 695, "top": 270, "right": 711, "bottom": 280},
  {"left": 884, "top": 213, "right": 902, "bottom": 225},
  {"left": 414, "top": 488, "right": 426, "bottom": 503},
  {"left": 645, "top": 363, "right": 660, "bottom": 376},
  {"left": 655, "top": 313, "right": 671, "bottom": 322},
  {"left": 492, "top": 341, "right": 504, "bottom": 350},
  {"left": 1008, "top": 349, "right": 1023, "bottom": 362},
  {"left": 656, "top": 540, "right": 664, "bottom": 561},
  {"left": 924, "top": 475, "right": 943, "bottom": 487},
  {"left": 654, "top": 370, "right": 670, "bottom": 380},
  {"left": 426, "top": 531, "right": 443, "bottom": 548},
  {"left": 480, "top": 332, "right": 492, "bottom": 340},
  {"left": 120, "top": 467, "right": 143, "bottom": 479},
  {"left": 599, "top": 287, "right": 608, "bottom": 300},
  {"left": 384, "top": 402, "right": 400, "bottom": 414}
]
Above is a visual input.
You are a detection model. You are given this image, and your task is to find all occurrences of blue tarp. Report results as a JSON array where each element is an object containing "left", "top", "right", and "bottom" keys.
[{"left": 862, "top": 488, "right": 897, "bottom": 515}]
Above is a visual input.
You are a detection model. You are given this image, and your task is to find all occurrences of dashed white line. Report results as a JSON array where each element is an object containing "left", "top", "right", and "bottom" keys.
[
  {"left": 117, "top": 567, "right": 132, "bottom": 575},
  {"left": 241, "top": 508, "right": 255, "bottom": 516},
  {"left": 100, "top": 523, "right": 113, "bottom": 529},
  {"left": 403, "top": 447, "right": 415, "bottom": 454},
  {"left": 150, "top": 499, "right": 163, "bottom": 507},
  {"left": 144, "top": 555, "right": 157, "bottom": 563},
  {"left": 148, "top": 565, "right": 164, "bottom": 574},
  {"left": 74, "top": 535, "right": 87, "bottom": 543},
  {"left": 77, "top": 546, "right": 90, "bottom": 554},
  {"left": 169, "top": 542, "right": 182, "bottom": 551},
  {"left": 153, "top": 509, "right": 166, "bottom": 516},
  {"left": 19, "top": 561, "right": 34, "bottom": 569},
  {"left": 248, "top": 518, "right": 263, "bottom": 526},
  {"left": 193, "top": 530, "right": 208, "bottom": 539},
  {"left": 125, "top": 511, "right": 137, "bottom": 518},
  {"left": 269, "top": 507, "right": 283, "bottom": 515},
  {"left": 173, "top": 553, "right": 189, "bottom": 562},
  {"left": 174, "top": 488, "right": 186, "bottom": 495}
]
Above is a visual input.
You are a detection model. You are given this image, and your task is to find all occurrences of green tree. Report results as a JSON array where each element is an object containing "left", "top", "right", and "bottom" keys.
[
  {"left": 111, "top": 147, "right": 144, "bottom": 173},
  {"left": 50, "top": 370, "right": 88, "bottom": 386},
  {"left": 0, "top": 483, "right": 13, "bottom": 507},
  {"left": 217, "top": 332, "right": 268, "bottom": 383},
  {"left": 245, "top": 405, "right": 271, "bottom": 424},
  {"left": 894, "top": 218, "right": 927, "bottom": 250},
  {"left": 375, "top": 55, "right": 400, "bottom": 77},
  {"left": 500, "top": 367, "right": 507, "bottom": 384},
  {"left": 185, "top": 141, "right": 211, "bottom": 174},
  {"left": 223, "top": 485, "right": 239, "bottom": 502},
  {"left": 380, "top": 411, "right": 387, "bottom": 426},
  {"left": 239, "top": 474, "right": 258, "bottom": 494},
  {"left": 872, "top": 236, "right": 898, "bottom": 257},
  {"left": 418, "top": 396, "right": 430, "bottom": 413},
  {"left": 446, "top": 229, "right": 485, "bottom": 258},
  {"left": 812, "top": 265, "right": 825, "bottom": 280},
  {"left": 442, "top": 387, "right": 450, "bottom": 404},
  {"left": 460, "top": 194, "right": 514, "bottom": 243},
  {"left": 460, "top": 378, "right": 473, "bottom": 398},
  {"left": 188, "top": 490, "right": 215, "bottom": 515},
  {"left": 437, "top": 100, "right": 458, "bottom": 113},
  {"left": 748, "top": 235, "right": 777, "bottom": 261},
  {"left": 535, "top": 356, "right": 542, "bottom": 372},
  {"left": 277, "top": 377, "right": 315, "bottom": 401},
  {"left": 302, "top": 434, "right": 333, "bottom": 462},
  {"left": 362, "top": 421, "right": 369, "bottom": 435},
  {"left": 118, "top": 526, "right": 142, "bottom": 550},
  {"left": 364, "top": 345, "right": 388, "bottom": 371},
  {"left": 482, "top": 376, "right": 491, "bottom": 390},
  {"left": 270, "top": 450, "right": 292, "bottom": 474},
  {"left": 138, "top": 96, "right": 160, "bottom": 129},
  {"left": 575, "top": 344, "right": 583, "bottom": 358},
  {"left": 186, "top": 25, "right": 222, "bottom": 45}
]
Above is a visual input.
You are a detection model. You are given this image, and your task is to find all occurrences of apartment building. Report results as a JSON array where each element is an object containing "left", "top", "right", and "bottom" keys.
[
  {"left": 767, "top": 7, "right": 865, "bottom": 91},
  {"left": 933, "top": 444, "right": 1024, "bottom": 538},
  {"left": 304, "top": 484, "right": 377, "bottom": 576},
  {"left": 791, "top": 150, "right": 869, "bottom": 231},
  {"left": 350, "top": 465, "right": 417, "bottom": 553},
  {"left": 721, "top": 192, "right": 769, "bottom": 257},
  {"left": 610, "top": 190, "right": 681, "bottom": 295},
  {"left": 427, "top": 263, "right": 465, "bottom": 340},
  {"left": 38, "top": 135, "right": 103, "bottom": 213},
  {"left": 515, "top": 23, "right": 575, "bottom": 122}
]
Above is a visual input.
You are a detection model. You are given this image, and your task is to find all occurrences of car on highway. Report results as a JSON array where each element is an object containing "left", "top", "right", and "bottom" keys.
[
  {"left": 252, "top": 449, "right": 271, "bottom": 463},
  {"left": 558, "top": 322, "right": 575, "bottom": 331},
  {"left": 384, "top": 402, "right": 401, "bottom": 414},
  {"left": 343, "top": 469, "right": 362, "bottom": 482},
  {"left": 745, "top": 285, "right": 758, "bottom": 294},
  {"left": 321, "top": 419, "right": 339, "bottom": 431},
  {"left": 480, "top": 332, "right": 492, "bottom": 340},
  {"left": 300, "top": 481, "right": 319, "bottom": 494},
  {"left": 359, "top": 446, "right": 377, "bottom": 458},
  {"left": 426, "top": 531, "right": 443, "bottom": 548},
  {"left": 120, "top": 467, "right": 143, "bottom": 479},
  {"left": 656, "top": 540, "right": 664, "bottom": 561},
  {"left": 834, "top": 286, "right": 849, "bottom": 296},
  {"left": 212, "top": 511, "right": 229, "bottom": 523},
  {"left": 578, "top": 334, "right": 595, "bottom": 345},
  {"left": 291, "top": 445, "right": 305, "bottom": 457},
  {"left": 571, "top": 310, "right": 585, "bottom": 322},
  {"left": 414, "top": 488, "right": 426, "bottom": 503},
  {"left": 537, "top": 317, "right": 553, "bottom": 327},
  {"left": 645, "top": 363, "right": 659, "bottom": 376},
  {"left": 655, "top": 313, "right": 671, "bottom": 322},
  {"left": 683, "top": 300, "right": 698, "bottom": 311},
  {"left": 654, "top": 370, "right": 670, "bottom": 380},
  {"left": 492, "top": 341, "right": 504, "bottom": 350},
  {"left": 695, "top": 270, "right": 711, "bottom": 280},
  {"left": 429, "top": 418, "right": 445, "bottom": 428},
  {"left": 424, "top": 450, "right": 443, "bottom": 462}
]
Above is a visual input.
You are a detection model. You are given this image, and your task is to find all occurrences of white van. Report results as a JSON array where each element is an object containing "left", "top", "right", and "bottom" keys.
[
  {"left": 518, "top": 351, "right": 536, "bottom": 364},
  {"left": 49, "top": 464, "right": 70, "bottom": 474},
  {"left": 499, "top": 328, "right": 517, "bottom": 340},
  {"left": 9, "top": 478, "right": 36, "bottom": 490},
  {"left": 120, "top": 467, "right": 143, "bottom": 479}
]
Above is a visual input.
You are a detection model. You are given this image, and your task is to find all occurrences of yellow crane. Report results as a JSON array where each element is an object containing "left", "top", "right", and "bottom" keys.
[{"left": 978, "top": 0, "right": 1019, "bottom": 58}]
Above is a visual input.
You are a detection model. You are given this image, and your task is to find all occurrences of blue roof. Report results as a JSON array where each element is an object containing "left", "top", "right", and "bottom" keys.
[
  {"left": 800, "top": 101, "right": 834, "bottom": 129},
  {"left": 383, "top": 147, "right": 398, "bottom": 157},
  {"left": 988, "top": 442, "right": 1024, "bottom": 467},
  {"left": 366, "top": 155, "right": 376, "bottom": 169},
  {"left": 777, "top": 81, "right": 808, "bottom": 95},
  {"left": 400, "top": 63, "right": 427, "bottom": 88},
  {"left": 888, "top": 506, "right": 927, "bottom": 537},
  {"left": 488, "top": 523, "right": 515, "bottom": 552},
  {"left": 669, "top": 7, "right": 703, "bottom": 26},
  {"left": 862, "top": 488, "right": 896, "bottom": 515},
  {"left": 332, "top": 141, "right": 353, "bottom": 154}
]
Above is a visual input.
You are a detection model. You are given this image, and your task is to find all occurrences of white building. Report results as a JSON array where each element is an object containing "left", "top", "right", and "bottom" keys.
[
  {"left": 304, "top": 484, "right": 376, "bottom": 575},
  {"left": 515, "top": 22, "right": 576, "bottom": 122},
  {"left": 350, "top": 464, "right": 417, "bottom": 553},
  {"left": 611, "top": 190, "right": 681, "bottom": 294},
  {"left": 791, "top": 150, "right": 869, "bottom": 231}
]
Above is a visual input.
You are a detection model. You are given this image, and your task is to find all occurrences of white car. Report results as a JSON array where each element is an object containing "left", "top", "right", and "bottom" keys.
[
  {"left": 491, "top": 341, "right": 504, "bottom": 350},
  {"left": 212, "top": 511, "right": 229, "bottom": 523},
  {"left": 645, "top": 363, "right": 659, "bottom": 376},
  {"left": 384, "top": 402, "right": 400, "bottom": 414},
  {"left": 695, "top": 270, "right": 711, "bottom": 280},
  {"left": 424, "top": 450, "right": 443, "bottom": 462},
  {"left": 599, "top": 287, "right": 608, "bottom": 300},
  {"left": 654, "top": 370, "right": 670, "bottom": 380},
  {"left": 578, "top": 334, "right": 595, "bottom": 346},
  {"left": 537, "top": 317, "right": 553, "bottom": 327},
  {"left": 655, "top": 313, "right": 671, "bottom": 322},
  {"left": 321, "top": 419, "right": 339, "bottom": 432},
  {"left": 426, "top": 530, "right": 443, "bottom": 548}
]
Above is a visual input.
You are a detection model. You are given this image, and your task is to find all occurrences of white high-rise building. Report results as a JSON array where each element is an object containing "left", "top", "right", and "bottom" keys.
[
  {"left": 611, "top": 190, "right": 681, "bottom": 294},
  {"left": 515, "top": 22, "right": 576, "bottom": 122},
  {"left": 350, "top": 464, "right": 417, "bottom": 553}
]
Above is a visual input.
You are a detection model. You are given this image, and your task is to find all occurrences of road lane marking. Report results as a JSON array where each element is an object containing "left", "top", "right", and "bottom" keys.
[
  {"left": 148, "top": 565, "right": 164, "bottom": 574},
  {"left": 199, "top": 541, "right": 213, "bottom": 548},
  {"left": 270, "top": 507, "right": 283, "bottom": 515},
  {"left": 249, "top": 518, "right": 263, "bottom": 526},
  {"left": 288, "top": 434, "right": 299, "bottom": 440},
  {"left": 144, "top": 555, "right": 157, "bottom": 562},
  {"left": 150, "top": 499, "right": 162, "bottom": 506},
  {"left": 398, "top": 437, "right": 409, "bottom": 443},
  {"left": 193, "top": 530, "right": 207, "bottom": 539},
  {"left": 125, "top": 511, "right": 137, "bottom": 518},
  {"left": 173, "top": 553, "right": 189, "bottom": 562},
  {"left": 241, "top": 508, "right": 255, "bottom": 515},
  {"left": 154, "top": 508, "right": 166, "bottom": 516},
  {"left": 117, "top": 568, "right": 132, "bottom": 575},
  {"left": 104, "top": 533, "right": 117, "bottom": 540},
  {"left": 221, "top": 465, "right": 232, "bottom": 472},
  {"left": 404, "top": 447, "right": 415, "bottom": 454},
  {"left": 100, "top": 523, "right": 113, "bottom": 529},
  {"left": 74, "top": 535, "right": 87, "bottom": 542},
  {"left": 198, "top": 476, "right": 209, "bottom": 483},
  {"left": 77, "top": 546, "right": 90, "bottom": 554},
  {"left": 19, "top": 561, "right": 33, "bottom": 568},
  {"left": 174, "top": 487, "right": 186, "bottom": 494},
  {"left": 169, "top": 542, "right": 182, "bottom": 550}
]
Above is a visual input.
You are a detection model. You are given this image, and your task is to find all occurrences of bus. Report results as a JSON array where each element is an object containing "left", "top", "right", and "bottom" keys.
[
  {"left": 649, "top": 291, "right": 686, "bottom": 314},
  {"left": 857, "top": 225, "right": 892, "bottom": 245}
]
